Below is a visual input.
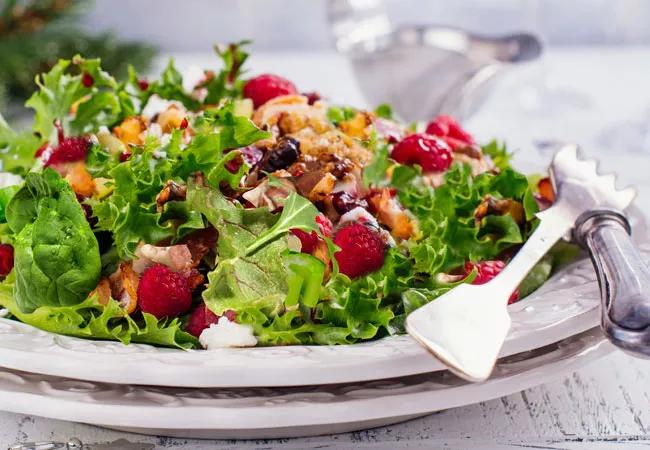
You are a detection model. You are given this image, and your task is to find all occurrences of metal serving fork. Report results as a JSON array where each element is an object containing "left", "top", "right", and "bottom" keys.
[{"left": 406, "top": 144, "right": 650, "bottom": 381}]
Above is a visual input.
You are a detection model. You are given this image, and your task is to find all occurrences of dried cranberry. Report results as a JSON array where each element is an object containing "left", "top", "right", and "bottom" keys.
[
  {"left": 0, "top": 244, "right": 14, "bottom": 276},
  {"left": 331, "top": 191, "right": 368, "bottom": 215},
  {"left": 138, "top": 79, "right": 149, "bottom": 91},
  {"left": 225, "top": 146, "right": 263, "bottom": 174},
  {"left": 137, "top": 264, "right": 192, "bottom": 319},
  {"left": 180, "top": 118, "right": 189, "bottom": 130},
  {"left": 81, "top": 72, "right": 94, "bottom": 88},
  {"left": 243, "top": 74, "right": 298, "bottom": 108},
  {"left": 333, "top": 223, "right": 386, "bottom": 278},
  {"left": 119, "top": 150, "right": 132, "bottom": 162},
  {"left": 391, "top": 133, "right": 453, "bottom": 173},
  {"left": 258, "top": 137, "right": 300, "bottom": 173},
  {"left": 303, "top": 91, "right": 321, "bottom": 105}
]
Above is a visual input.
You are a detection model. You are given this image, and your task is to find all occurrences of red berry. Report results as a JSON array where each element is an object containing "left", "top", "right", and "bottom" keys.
[
  {"left": 0, "top": 244, "right": 14, "bottom": 276},
  {"left": 465, "top": 261, "right": 519, "bottom": 303},
  {"left": 137, "top": 264, "right": 192, "bottom": 319},
  {"left": 333, "top": 223, "right": 386, "bottom": 278},
  {"left": 45, "top": 136, "right": 89, "bottom": 166},
  {"left": 42, "top": 124, "right": 89, "bottom": 167},
  {"left": 180, "top": 118, "right": 189, "bottom": 130},
  {"left": 81, "top": 72, "right": 94, "bottom": 88},
  {"left": 243, "top": 74, "right": 298, "bottom": 108},
  {"left": 425, "top": 115, "right": 475, "bottom": 151},
  {"left": 291, "top": 214, "right": 332, "bottom": 254},
  {"left": 186, "top": 304, "right": 237, "bottom": 338},
  {"left": 185, "top": 302, "right": 220, "bottom": 337},
  {"left": 391, "top": 133, "right": 453, "bottom": 173},
  {"left": 138, "top": 79, "right": 149, "bottom": 91}
]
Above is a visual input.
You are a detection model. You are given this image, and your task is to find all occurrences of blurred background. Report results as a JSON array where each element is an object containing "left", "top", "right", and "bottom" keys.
[
  {"left": 1, "top": 0, "right": 649, "bottom": 187},
  {"left": 82, "top": 0, "right": 650, "bottom": 50}
]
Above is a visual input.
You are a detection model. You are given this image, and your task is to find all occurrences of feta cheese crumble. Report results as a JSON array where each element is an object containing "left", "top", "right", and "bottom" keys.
[{"left": 199, "top": 317, "right": 258, "bottom": 349}]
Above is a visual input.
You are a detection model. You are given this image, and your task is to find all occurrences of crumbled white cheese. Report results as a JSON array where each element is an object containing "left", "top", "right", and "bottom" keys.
[
  {"left": 142, "top": 97, "right": 182, "bottom": 119},
  {"left": 199, "top": 317, "right": 258, "bottom": 349},
  {"left": 143, "top": 123, "right": 163, "bottom": 139},
  {"left": 0, "top": 172, "right": 23, "bottom": 188},
  {"left": 338, "top": 206, "right": 395, "bottom": 247},
  {"left": 339, "top": 206, "right": 379, "bottom": 228},
  {"left": 0, "top": 308, "right": 8, "bottom": 318}
]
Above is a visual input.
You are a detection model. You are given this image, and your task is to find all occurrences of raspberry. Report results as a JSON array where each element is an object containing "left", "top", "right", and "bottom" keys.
[
  {"left": 186, "top": 304, "right": 237, "bottom": 338},
  {"left": 333, "top": 222, "right": 386, "bottom": 278},
  {"left": 185, "top": 302, "right": 219, "bottom": 337},
  {"left": 425, "top": 115, "right": 475, "bottom": 151},
  {"left": 391, "top": 133, "right": 453, "bottom": 173},
  {"left": 243, "top": 74, "right": 298, "bottom": 108},
  {"left": 291, "top": 214, "right": 332, "bottom": 254},
  {"left": 465, "top": 261, "right": 519, "bottom": 304},
  {"left": 0, "top": 244, "right": 14, "bottom": 277},
  {"left": 137, "top": 264, "right": 192, "bottom": 319},
  {"left": 42, "top": 124, "right": 89, "bottom": 167}
]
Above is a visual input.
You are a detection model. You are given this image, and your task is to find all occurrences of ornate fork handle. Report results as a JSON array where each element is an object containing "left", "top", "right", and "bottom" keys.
[{"left": 575, "top": 208, "right": 650, "bottom": 355}]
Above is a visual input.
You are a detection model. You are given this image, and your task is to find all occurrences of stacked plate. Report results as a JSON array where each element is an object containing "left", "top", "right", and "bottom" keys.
[{"left": 0, "top": 216, "right": 647, "bottom": 438}]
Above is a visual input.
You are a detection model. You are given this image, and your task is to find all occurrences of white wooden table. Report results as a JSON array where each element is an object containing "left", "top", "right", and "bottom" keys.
[{"left": 3, "top": 47, "right": 650, "bottom": 449}]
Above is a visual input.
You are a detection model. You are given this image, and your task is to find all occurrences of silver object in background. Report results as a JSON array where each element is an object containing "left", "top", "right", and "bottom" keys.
[
  {"left": 328, "top": 0, "right": 542, "bottom": 121},
  {"left": 406, "top": 145, "right": 645, "bottom": 381},
  {"left": 8, "top": 438, "right": 154, "bottom": 450}
]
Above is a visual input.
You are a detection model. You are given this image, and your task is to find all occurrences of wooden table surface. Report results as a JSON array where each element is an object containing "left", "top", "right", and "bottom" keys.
[{"left": 3, "top": 48, "right": 650, "bottom": 449}]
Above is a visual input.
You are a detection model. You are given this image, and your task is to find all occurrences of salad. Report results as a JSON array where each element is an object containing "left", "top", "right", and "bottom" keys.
[{"left": 0, "top": 42, "right": 569, "bottom": 349}]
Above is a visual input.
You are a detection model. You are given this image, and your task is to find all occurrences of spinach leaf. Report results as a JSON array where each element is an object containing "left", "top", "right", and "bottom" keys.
[
  {"left": 6, "top": 169, "right": 101, "bottom": 313},
  {"left": 245, "top": 192, "right": 319, "bottom": 255}
]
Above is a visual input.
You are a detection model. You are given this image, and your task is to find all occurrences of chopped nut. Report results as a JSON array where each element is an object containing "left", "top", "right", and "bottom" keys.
[
  {"left": 89, "top": 278, "right": 111, "bottom": 305},
  {"left": 474, "top": 195, "right": 525, "bottom": 224},
  {"left": 367, "top": 188, "right": 416, "bottom": 240},
  {"left": 156, "top": 180, "right": 187, "bottom": 210},
  {"left": 108, "top": 262, "right": 139, "bottom": 314}
]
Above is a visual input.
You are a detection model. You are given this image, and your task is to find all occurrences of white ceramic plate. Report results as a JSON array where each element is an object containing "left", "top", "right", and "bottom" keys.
[
  {"left": 0, "top": 213, "right": 645, "bottom": 388},
  {"left": 0, "top": 327, "right": 612, "bottom": 439}
]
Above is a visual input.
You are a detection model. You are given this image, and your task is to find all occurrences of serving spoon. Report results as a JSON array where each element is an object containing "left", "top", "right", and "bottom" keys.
[{"left": 406, "top": 144, "right": 650, "bottom": 381}]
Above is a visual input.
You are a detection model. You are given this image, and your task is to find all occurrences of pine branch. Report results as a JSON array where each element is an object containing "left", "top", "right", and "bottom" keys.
[
  {"left": 0, "top": 0, "right": 156, "bottom": 115},
  {"left": 0, "top": 0, "right": 76, "bottom": 37}
]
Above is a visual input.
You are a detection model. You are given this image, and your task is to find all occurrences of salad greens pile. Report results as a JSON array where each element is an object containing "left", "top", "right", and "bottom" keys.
[{"left": 0, "top": 42, "right": 573, "bottom": 349}]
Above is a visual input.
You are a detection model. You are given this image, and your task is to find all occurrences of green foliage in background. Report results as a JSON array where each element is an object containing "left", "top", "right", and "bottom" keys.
[{"left": 0, "top": 0, "right": 156, "bottom": 114}]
